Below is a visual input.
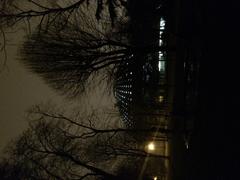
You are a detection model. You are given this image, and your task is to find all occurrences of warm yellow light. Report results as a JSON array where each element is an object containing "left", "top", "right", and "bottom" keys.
[
  {"left": 158, "top": 95, "right": 164, "bottom": 103},
  {"left": 148, "top": 142, "right": 155, "bottom": 151},
  {"left": 153, "top": 176, "right": 158, "bottom": 180}
]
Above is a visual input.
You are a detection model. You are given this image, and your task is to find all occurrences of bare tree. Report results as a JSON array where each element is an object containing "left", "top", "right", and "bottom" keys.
[
  {"left": 1, "top": 0, "right": 170, "bottom": 94},
  {"left": 19, "top": 10, "right": 169, "bottom": 97},
  {"left": 0, "top": 0, "right": 127, "bottom": 28},
  {"left": 0, "top": 105, "right": 169, "bottom": 179},
  {"left": 0, "top": 0, "right": 128, "bottom": 72},
  {"left": 20, "top": 8, "right": 131, "bottom": 97}
]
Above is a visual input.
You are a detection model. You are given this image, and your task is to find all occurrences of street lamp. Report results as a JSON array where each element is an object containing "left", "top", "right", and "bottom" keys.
[{"left": 147, "top": 142, "right": 155, "bottom": 151}]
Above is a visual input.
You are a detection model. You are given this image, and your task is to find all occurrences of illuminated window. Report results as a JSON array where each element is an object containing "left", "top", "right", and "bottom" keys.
[
  {"left": 158, "top": 61, "right": 165, "bottom": 72},
  {"left": 159, "top": 31, "right": 163, "bottom": 37},
  {"left": 159, "top": 52, "right": 164, "bottom": 60},
  {"left": 159, "top": 39, "right": 163, "bottom": 46},
  {"left": 160, "top": 17, "right": 166, "bottom": 30}
]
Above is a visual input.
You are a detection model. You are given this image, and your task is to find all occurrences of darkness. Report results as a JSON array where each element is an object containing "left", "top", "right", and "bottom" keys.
[
  {"left": 187, "top": 0, "right": 240, "bottom": 179},
  {"left": 118, "top": 0, "right": 240, "bottom": 179}
]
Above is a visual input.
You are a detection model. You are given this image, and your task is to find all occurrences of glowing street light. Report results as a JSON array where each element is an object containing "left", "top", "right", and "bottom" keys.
[
  {"left": 153, "top": 177, "right": 158, "bottom": 180},
  {"left": 147, "top": 142, "right": 155, "bottom": 151}
]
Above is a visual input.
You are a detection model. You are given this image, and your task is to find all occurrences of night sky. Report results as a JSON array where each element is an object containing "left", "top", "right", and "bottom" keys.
[
  {"left": 0, "top": 30, "right": 62, "bottom": 154},
  {"left": 0, "top": 29, "right": 116, "bottom": 156}
]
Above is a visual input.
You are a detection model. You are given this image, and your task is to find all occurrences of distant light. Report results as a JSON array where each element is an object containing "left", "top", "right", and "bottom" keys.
[
  {"left": 158, "top": 61, "right": 162, "bottom": 70},
  {"left": 185, "top": 139, "right": 189, "bottom": 149},
  {"left": 153, "top": 177, "right": 158, "bottom": 180},
  {"left": 156, "top": 5, "right": 161, "bottom": 9},
  {"left": 159, "top": 52, "right": 164, "bottom": 60},
  {"left": 147, "top": 142, "right": 155, "bottom": 151},
  {"left": 159, "top": 95, "right": 164, "bottom": 103},
  {"left": 160, "top": 17, "right": 166, "bottom": 30},
  {"left": 159, "top": 39, "right": 163, "bottom": 46},
  {"left": 158, "top": 61, "right": 165, "bottom": 72}
]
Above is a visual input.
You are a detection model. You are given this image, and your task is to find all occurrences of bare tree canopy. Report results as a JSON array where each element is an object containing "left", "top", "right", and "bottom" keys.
[
  {"left": 0, "top": 0, "right": 127, "bottom": 28},
  {"left": 19, "top": 7, "right": 131, "bottom": 97},
  {"left": 0, "top": 105, "right": 169, "bottom": 179},
  {"left": 0, "top": 0, "right": 129, "bottom": 72}
]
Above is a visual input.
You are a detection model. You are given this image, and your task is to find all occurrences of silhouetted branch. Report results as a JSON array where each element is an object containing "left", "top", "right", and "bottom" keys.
[
  {"left": 0, "top": 28, "right": 7, "bottom": 72},
  {"left": 1, "top": 103, "right": 170, "bottom": 179},
  {"left": 19, "top": 10, "right": 131, "bottom": 97},
  {"left": 0, "top": 0, "right": 126, "bottom": 29},
  {"left": 30, "top": 105, "right": 171, "bottom": 140}
]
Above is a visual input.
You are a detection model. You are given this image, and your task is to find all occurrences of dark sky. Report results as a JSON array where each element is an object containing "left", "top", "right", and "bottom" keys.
[
  {"left": 0, "top": 30, "right": 64, "bottom": 155},
  {"left": 0, "top": 30, "right": 117, "bottom": 156},
  {"left": 0, "top": 1, "right": 119, "bottom": 157}
]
